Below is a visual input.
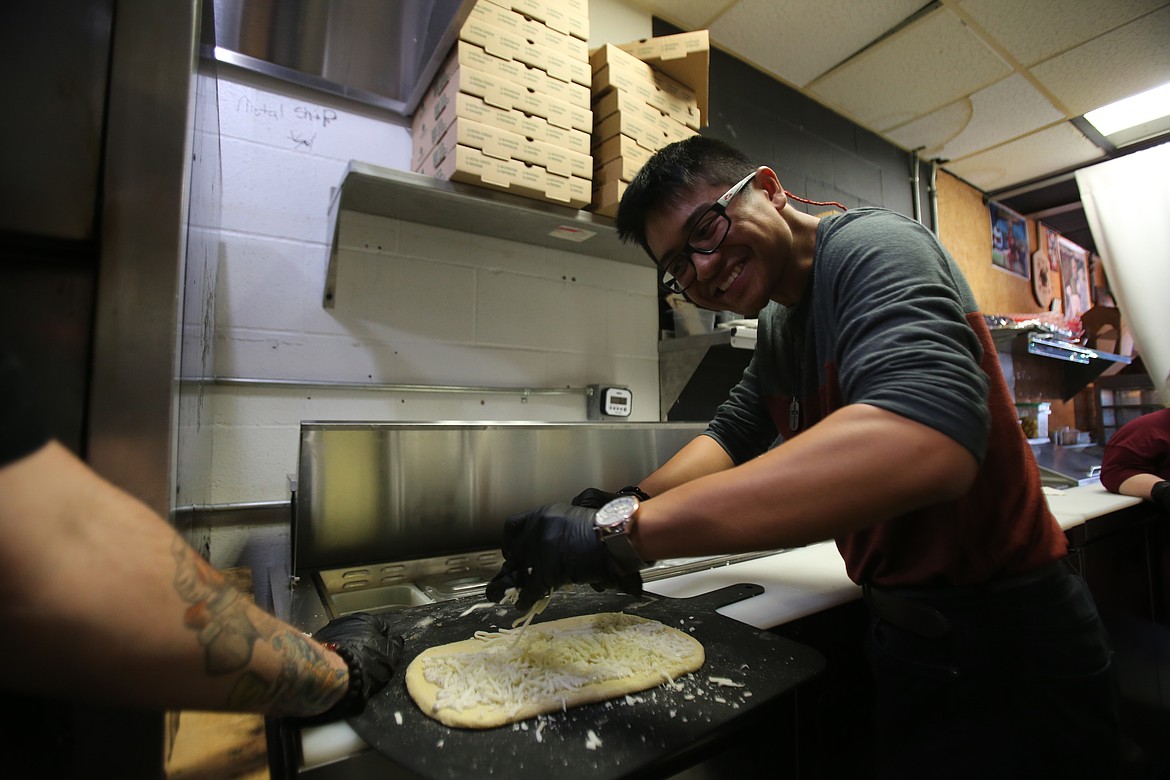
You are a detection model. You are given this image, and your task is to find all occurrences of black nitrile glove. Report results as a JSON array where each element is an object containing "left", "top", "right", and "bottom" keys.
[
  {"left": 485, "top": 503, "right": 643, "bottom": 612},
  {"left": 303, "top": 612, "right": 403, "bottom": 723},
  {"left": 572, "top": 485, "right": 650, "bottom": 509},
  {"left": 1153, "top": 481, "right": 1170, "bottom": 514},
  {"left": 571, "top": 487, "right": 621, "bottom": 508}
]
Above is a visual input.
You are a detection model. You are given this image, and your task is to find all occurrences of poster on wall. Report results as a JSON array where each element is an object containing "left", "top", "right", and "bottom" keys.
[
  {"left": 1054, "top": 232, "right": 1092, "bottom": 319},
  {"left": 989, "top": 202, "right": 1030, "bottom": 279},
  {"left": 1040, "top": 224, "right": 1062, "bottom": 273},
  {"left": 1033, "top": 223, "right": 1063, "bottom": 309}
]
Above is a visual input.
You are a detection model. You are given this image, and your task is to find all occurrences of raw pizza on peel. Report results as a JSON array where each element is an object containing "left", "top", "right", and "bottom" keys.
[{"left": 405, "top": 611, "right": 705, "bottom": 729}]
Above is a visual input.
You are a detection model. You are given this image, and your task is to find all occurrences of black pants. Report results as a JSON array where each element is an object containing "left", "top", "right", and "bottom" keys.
[{"left": 865, "top": 560, "right": 1123, "bottom": 780}]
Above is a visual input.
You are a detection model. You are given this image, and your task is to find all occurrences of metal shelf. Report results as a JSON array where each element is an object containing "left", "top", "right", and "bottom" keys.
[
  {"left": 990, "top": 326, "right": 1131, "bottom": 401},
  {"left": 323, "top": 161, "right": 651, "bottom": 307}
]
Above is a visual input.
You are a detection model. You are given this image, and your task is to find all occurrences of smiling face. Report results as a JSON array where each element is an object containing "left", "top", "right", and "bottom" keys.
[{"left": 644, "top": 167, "right": 816, "bottom": 313}]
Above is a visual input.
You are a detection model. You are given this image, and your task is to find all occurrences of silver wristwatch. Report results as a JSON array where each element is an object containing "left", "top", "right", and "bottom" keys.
[{"left": 594, "top": 495, "right": 649, "bottom": 571}]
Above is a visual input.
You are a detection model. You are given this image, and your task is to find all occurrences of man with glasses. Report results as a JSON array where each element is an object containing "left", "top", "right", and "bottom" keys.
[{"left": 487, "top": 136, "right": 1121, "bottom": 778}]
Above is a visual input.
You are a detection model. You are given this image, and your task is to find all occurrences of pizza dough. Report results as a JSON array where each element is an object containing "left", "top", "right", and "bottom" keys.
[{"left": 405, "top": 612, "right": 705, "bottom": 729}]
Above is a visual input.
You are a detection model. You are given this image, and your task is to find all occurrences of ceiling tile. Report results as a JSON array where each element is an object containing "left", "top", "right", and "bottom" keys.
[
  {"left": 808, "top": 7, "right": 1012, "bottom": 132},
  {"left": 609, "top": 0, "right": 1169, "bottom": 201},
  {"left": 944, "top": 123, "right": 1105, "bottom": 191},
  {"left": 1029, "top": 5, "right": 1170, "bottom": 116},
  {"left": 956, "top": 0, "right": 1167, "bottom": 67},
  {"left": 886, "top": 74, "right": 1064, "bottom": 161},
  {"left": 708, "top": 0, "right": 926, "bottom": 87}
]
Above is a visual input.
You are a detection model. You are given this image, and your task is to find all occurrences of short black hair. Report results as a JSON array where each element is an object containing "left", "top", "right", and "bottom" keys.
[{"left": 615, "top": 136, "right": 755, "bottom": 261}]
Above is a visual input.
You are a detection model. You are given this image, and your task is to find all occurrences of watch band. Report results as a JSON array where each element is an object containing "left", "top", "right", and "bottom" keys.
[
  {"left": 618, "top": 485, "right": 651, "bottom": 501},
  {"left": 595, "top": 496, "right": 650, "bottom": 571},
  {"left": 602, "top": 529, "right": 649, "bottom": 572}
]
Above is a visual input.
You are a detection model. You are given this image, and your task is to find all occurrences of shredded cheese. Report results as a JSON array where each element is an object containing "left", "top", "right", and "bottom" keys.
[
  {"left": 510, "top": 593, "right": 552, "bottom": 639},
  {"left": 707, "top": 676, "right": 746, "bottom": 688},
  {"left": 458, "top": 602, "right": 496, "bottom": 618},
  {"left": 418, "top": 613, "right": 702, "bottom": 719}
]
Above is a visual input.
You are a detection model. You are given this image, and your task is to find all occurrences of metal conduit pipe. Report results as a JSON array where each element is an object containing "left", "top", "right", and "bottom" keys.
[{"left": 189, "top": 376, "right": 595, "bottom": 400}]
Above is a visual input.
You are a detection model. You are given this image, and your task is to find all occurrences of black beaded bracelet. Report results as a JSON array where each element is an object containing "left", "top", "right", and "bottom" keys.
[
  {"left": 618, "top": 485, "right": 651, "bottom": 501},
  {"left": 289, "top": 641, "right": 365, "bottom": 726},
  {"left": 322, "top": 642, "right": 365, "bottom": 718}
]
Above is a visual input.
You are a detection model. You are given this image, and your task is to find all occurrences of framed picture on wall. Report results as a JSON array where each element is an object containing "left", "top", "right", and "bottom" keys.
[
  {"left": 1040, "top": 223, "right": 1062, "bottom": 272},
  {"left": 989, "top": 202, "right": 1030, "bottom": 279},
  {"left": 1055, "top": 233, "right": 1092, "bottom": 318}
]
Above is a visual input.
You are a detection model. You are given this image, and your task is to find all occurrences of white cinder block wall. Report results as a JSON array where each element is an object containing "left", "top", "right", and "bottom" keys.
[{"left": 202, "top": 4, "right": 657, "bottom": 509}]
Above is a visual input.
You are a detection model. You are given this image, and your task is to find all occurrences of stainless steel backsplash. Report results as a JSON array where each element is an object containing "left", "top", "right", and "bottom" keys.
[{"left": 294, "top": 421, "right": 706, "bottom": 572}]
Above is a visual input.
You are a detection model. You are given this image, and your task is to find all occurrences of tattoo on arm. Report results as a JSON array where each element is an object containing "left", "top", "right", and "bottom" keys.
[
  {"left": 171, "top": 536, "right": 344, "bottom": 713},
  {"left": 171, "top": 535, "right": 258, "bottom": 674}
]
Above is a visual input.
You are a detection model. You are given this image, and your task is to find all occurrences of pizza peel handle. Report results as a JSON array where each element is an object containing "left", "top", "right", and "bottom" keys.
[
  {"left": 347, "top": 583, "right": 824, "bottom": 780},
  {"left": 659, "top": 582, "right": 764, "bottom": 612}
]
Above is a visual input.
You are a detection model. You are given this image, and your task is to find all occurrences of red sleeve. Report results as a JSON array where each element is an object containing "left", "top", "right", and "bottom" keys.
[{"left": 1100, "top": 409, "right": 1170, "bottom": 493}]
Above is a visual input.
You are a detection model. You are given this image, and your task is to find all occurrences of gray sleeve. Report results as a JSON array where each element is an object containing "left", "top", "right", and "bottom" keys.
[
  {"left": 824, "top": 214, "right": 990, "bottom": 459},
  {"left": 702, "top": 351, "right": 779, "bottom": 465}
]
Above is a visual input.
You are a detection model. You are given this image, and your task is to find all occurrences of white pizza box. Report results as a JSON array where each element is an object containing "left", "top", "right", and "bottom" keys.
[
  {"left": 467, "top": 0, "right": 588, "bottom": 61},
  {"left": 614, "top": 30, "right": 710, "bottom": 127},
  {"left": 589, "top": 177, "right": 627, "bottom": 218},
  {"left": 589, "top": 43, "right": 701, "bottom": 129},
  {"left": 594, "top": 153, "right": 643, "bottom": 185},
  {"left": 412, "top": 74, "right": 591, "bottom": 166},
  {"left": 439, "top": 40, "right": 590, "bottom": 109},
  {"left": 426, "top": 57, "right": 591, "bottom": 134},
  {"left": 418, "top": 143, "right": 591, "bottom": 209},
  {"left": 592, "top": 132, "right": 655, "bottom": 169},
  {"left": 459, "top": 1, "right": 591, "bottom": 87},
  {"left": 593, "top": 87, "right": 693, "bottom": 140},
  {"left": 481, "top": 0, "right": 588, "bottom": 41},
  {"left": 414, "top": 115, "right": 592, "bottom": 181},
  {"left": 593, "top": 103, "right": 697, "bottom": 154}
]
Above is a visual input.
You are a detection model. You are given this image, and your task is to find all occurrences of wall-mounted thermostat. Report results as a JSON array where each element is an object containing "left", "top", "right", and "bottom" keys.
[{"left": 587, "top": 385, "right": 633, "bottom": 420}]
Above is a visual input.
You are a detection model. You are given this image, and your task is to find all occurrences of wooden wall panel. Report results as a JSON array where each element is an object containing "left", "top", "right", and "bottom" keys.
[
  {"left": 936, "top": 170, "right": 1077, "bottom": 431},
  {"left": 937, "top": 170, "right": 1040, "bottom": 315}
]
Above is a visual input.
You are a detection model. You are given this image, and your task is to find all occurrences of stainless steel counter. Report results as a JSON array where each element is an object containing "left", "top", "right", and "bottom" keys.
[{"left": 1030, "top": 441, "right": 1105, "bottom": 487}]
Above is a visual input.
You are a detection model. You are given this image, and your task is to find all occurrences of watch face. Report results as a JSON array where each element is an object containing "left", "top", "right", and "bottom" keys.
[{"left": 597, "top": 495, "right": 638, "bottom": 529}]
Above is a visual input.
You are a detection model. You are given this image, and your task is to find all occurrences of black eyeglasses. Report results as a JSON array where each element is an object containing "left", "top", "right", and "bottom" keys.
[{"left": 659, "top": 170, "right": 757, "bottom": 294}]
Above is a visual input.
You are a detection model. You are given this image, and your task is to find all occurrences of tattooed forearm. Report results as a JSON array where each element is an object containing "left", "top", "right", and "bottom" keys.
[
  {"left": 229, "top": 629, "right": 345, "bottom": 714},
  {"left": 170, "top": 535, "right": 346, "bottom": 714},
  {"left": 172, "top": 535, "right": 261, "bottom": 674}
]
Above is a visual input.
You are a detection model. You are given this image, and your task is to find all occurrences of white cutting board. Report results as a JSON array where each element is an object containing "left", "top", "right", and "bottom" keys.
[
  {"left": 645, "top": 543, "right": 859, "bottom": 630},
  {"left": 1043, "top": 483, "right": 1141, "bottom": 528},
  {"left": 646, "top": 484, "right": 1142, "bottom": 630}
]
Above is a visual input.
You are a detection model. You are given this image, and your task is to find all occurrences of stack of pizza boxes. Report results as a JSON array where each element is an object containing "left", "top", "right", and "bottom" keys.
[
  {"left": 411, "top": 0, "right": 593, "bottom": 208},
  {"left": 589, "top": 31, "right": 710, "bottom": 218}
]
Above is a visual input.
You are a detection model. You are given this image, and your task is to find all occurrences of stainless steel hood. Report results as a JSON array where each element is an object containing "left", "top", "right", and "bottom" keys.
[{"left": 211, "top": 0, "right": 473, "bottom": 116}]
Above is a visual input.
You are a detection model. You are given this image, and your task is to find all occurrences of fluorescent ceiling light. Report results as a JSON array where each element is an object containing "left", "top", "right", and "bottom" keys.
[{"left": 1083, "top": 81, "right": 1170, "bottom": 147}]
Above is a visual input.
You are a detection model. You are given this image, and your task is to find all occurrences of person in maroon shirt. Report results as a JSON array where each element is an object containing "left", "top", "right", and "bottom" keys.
[{"left": 1101, "top": 407, "right": 1170, "bottom": 513}]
